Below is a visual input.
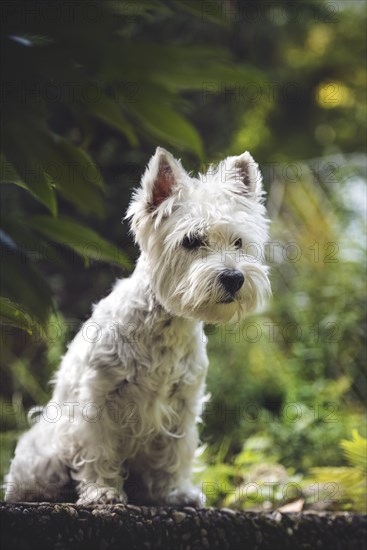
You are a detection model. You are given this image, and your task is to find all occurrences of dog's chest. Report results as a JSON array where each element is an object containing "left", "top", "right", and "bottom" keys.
[
  {"left": 137, "top": 316, "right": 205, "bottom": 392},
  {"left": 107, "top": 316, "right": 207, "bottom": 437}
]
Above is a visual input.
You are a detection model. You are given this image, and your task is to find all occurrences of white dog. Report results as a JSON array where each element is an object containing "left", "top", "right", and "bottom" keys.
[{"left": 5, "top": 147, "right": 270, "bottom": 506}]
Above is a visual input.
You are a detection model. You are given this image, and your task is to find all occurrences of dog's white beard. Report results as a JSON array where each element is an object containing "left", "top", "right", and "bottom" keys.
[{"left": 150, "top": 252, "right": 271, "bottom": 324}]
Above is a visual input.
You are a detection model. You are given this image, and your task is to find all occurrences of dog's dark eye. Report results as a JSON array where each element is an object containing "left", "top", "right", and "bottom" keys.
[
  {"left": 234, "top": 238, "right": 242, "bottom": 249},
  {"left": 182, "top": 235, "right": 203, "bottom": 250}
]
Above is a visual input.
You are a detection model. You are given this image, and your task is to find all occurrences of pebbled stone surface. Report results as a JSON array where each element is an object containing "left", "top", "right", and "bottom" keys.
[{"left": 0, "top": 503, "right": 366, "bottom": 550}]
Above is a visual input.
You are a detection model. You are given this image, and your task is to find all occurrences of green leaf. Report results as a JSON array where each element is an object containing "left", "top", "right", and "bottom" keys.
[
  {"left": 30, "top": 133, "right": 106, "bottom": 217},
  {"left": 0, "top": 297, "right": 35, "bottom": 334},
  {"left": 47, "top": 137, "right": 105, "bottom": 219},
  {"left": 82, "top": 92, "right": 138, "bottom": 146},
  {"left": 118, "top": 44, "right": 264, "bottom": 91},
  {"left": 5, "top": 118, "right": 105, "bottom": 217},
  {"left": 153, "top": 61, "right": 265, "bottom": 92},
  {"left": 0, "top": 154, "right": 27, "bottom": 190},
  {"left": 1, "top": 218, "right": 64, "bottom": 266},
  {"left": 341, "top": 431, "right": 367, "bottom": 474},
  {"left": 1, "top": 147, "right": 57, "bottom": 216},
  {"left": 1, "top": 240, "right": 54, "bottom": 324},
  {"left": 128, "top": 86, "right": 203, "bottom": 157},
  {"left": 108, "top": 0, "right": 171, "bottom": 19},
  {"left": 56, "top": 138, "right": 105, "bottom": 190},
  {"left": 172, "top": 0, "right": 227, "bottom": 25},
  {"left": 28, "top": 215, "right": 131, "bottom": 269}
]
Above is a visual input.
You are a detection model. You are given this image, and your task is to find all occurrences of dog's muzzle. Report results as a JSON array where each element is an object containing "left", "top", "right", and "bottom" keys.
[{"left": 219, "top": 269, "right": 244, "bottom": 302}]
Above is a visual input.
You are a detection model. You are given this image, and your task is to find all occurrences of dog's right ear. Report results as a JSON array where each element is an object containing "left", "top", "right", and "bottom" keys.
[
  {"left": 142, "top": 147, "right": 185, "bottom": 209},
  {"left": 126, "top": 148, "right": 186, "bottom": 245}
]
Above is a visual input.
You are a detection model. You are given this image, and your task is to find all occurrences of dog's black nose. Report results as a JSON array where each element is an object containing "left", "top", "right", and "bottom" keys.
[{"left": 219, "top": 270, "right": 244, "bottom": 296}]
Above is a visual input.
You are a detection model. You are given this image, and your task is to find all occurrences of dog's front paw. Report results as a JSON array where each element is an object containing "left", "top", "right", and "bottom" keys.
[
  {"left": 164, "top": 486, "right": 205, "bottom": 508},
  {"left": 77, "top": 484, "right": 127, "bottom": 505}
]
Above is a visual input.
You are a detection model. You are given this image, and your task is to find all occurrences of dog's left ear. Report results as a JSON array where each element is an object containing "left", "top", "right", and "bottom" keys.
[
  {"left": 143, "top": 147, "right": 186, "bottom": 209},
  {"left": 225, "top": 152, "right": 263, "bottom": 198}
]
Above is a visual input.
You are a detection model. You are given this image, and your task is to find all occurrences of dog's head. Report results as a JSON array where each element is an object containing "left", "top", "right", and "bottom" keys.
[{"left": 127, "top": 147, "right": 271, "bottom": 323}]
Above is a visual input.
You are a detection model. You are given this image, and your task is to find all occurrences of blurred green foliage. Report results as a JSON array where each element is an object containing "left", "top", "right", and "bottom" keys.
[
  {"left": 195, "top": 430, "right": 366, "bottom": 511},
  {"left": 2, "top": 0, "right": 260, "bottom": 327},
  {"left": 0, "top": 0, "right": 366, "bottom": 510}
]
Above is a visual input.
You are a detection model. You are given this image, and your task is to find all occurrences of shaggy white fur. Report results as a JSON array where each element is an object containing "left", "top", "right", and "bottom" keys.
[{"left": 5, "top": 147, "right": 270, "bottom": 505}]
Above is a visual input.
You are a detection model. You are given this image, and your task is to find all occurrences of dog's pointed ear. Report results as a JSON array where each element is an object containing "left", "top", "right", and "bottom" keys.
[
  {"left": 225, "top": 151, "right": 263, "bottom": 198},
  {"left": 142, "top": 147, "right": 185, "bottom": 208},
  {"left": 126, "top": 148, "right": 186, "bottom": 245}
]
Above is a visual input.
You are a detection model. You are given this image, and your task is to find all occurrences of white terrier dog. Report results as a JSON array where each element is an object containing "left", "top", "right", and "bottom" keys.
[{"left": 5, "top": 148, "right": 270, "bottom": 506}]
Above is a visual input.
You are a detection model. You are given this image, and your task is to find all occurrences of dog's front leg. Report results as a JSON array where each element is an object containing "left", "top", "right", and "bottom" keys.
[
  {"left": 76, "top": 474, "right": 127, "bottom": 505},
  {"left": 70, "top": 399, "right": 129, "bottom": 505},
  {"left": 133, "top": 393, "right": 206, "bottom": 507},
  {"left": 64, "top": 326, "right": 138, "bottom": 505}
]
